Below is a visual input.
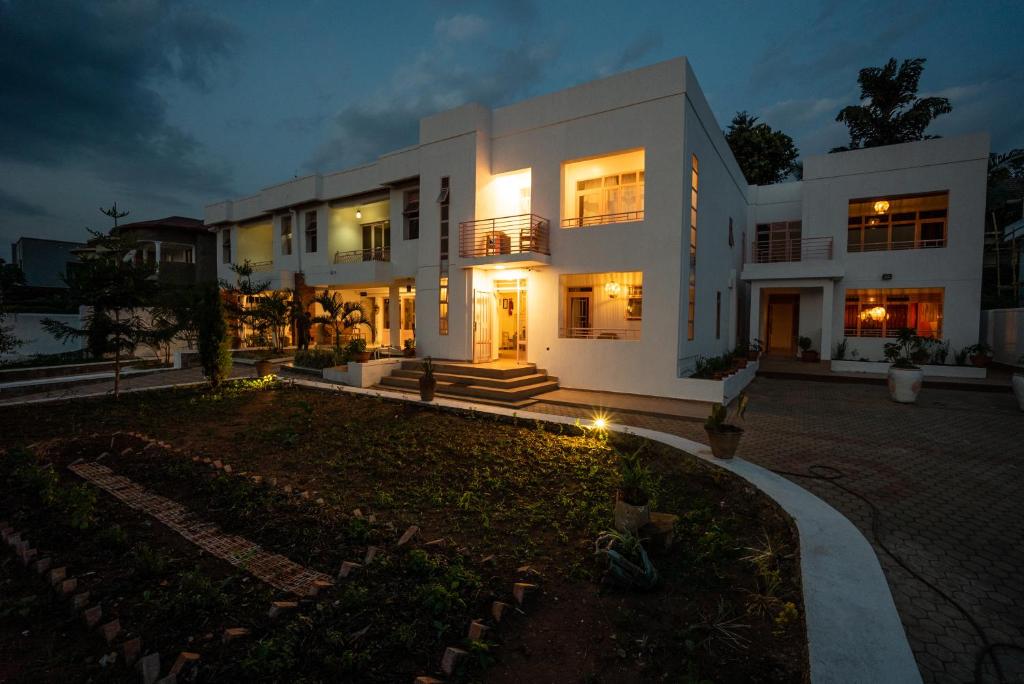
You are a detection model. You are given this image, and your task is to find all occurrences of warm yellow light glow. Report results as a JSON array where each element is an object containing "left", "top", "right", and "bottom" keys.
[
  {"left": 860, "top": 306, "right": 888, "bottom": 322},
  {"left": 604, "top": 281, "right": 621, "bottom": 299},
  {"left": 489, "top": 168, "right": 532, "bottom": 216},
  {"left": 355, "top": 208, "right": 362, "bottom": 219},
  {"left": 593, "top": 417, "right": 607, "bottom": 430},
  {"left": 873, "top": 200, "right": 890, "bottom": 214},
  {"left": 494, "top": 264, "right": 505, "bottom": 270}
]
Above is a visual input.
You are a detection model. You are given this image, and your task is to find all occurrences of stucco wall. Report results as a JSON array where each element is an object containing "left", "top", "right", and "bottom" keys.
[{"left": 981, "top": 308, "right": 1024, "bottom": 366}]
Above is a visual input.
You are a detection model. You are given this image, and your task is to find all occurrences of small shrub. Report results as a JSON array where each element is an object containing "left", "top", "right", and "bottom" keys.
[
  {"left": 294, "top": 348, "right": 346, "bottom": 369},
  {"left": 132, "top": 543, "right": 171, "bottom": 578}
]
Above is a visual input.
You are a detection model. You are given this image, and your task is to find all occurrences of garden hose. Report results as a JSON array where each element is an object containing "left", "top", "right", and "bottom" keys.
[{"left": 767, "top": 464, "right": 1024, "bottom": 684}]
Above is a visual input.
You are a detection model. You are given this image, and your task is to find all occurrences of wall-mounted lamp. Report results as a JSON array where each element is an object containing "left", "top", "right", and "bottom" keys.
[
  {"left": 604, "top": 281, "right": 621, "bottom": 299},
  {"left": 355, "top": 208, "right": 363, "bottom": 219}
]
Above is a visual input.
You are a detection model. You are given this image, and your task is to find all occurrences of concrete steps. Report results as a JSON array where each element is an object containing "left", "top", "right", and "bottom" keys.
[{"left": 378, "top": 360, "right": 558, "bottom": 406}]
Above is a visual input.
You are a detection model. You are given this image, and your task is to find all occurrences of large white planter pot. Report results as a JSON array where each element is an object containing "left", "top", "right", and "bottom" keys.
[
  {"left": 887, "top": 366, "right": 924, "bottom": 404},
  {"left": 1013, "top": 373, "right": 1024, "bottom": 412}
]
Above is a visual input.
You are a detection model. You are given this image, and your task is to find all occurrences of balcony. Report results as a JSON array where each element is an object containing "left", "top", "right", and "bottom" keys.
[
  {"left": 250, "top": 260, "right": 274, "bottom": 272},
  {"left": 741, "top": 236, "right": 843, "bottom": 282},
  {"left": 459, "top": 214, "right": 550, "bottom": 269},
  {"left": 334, "top": 247, "right": 390, "bottom": 264}
]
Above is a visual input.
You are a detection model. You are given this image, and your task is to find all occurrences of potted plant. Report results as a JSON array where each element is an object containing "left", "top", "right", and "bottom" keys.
[
  {"left": 614, "top": 446, "right": 652, "bottom": 533},
  {"left": 966, "top": 343, "right": 993, "bottom": 368},
  {"left": 346, "top": 338, "right": 371, "bottom": 363},
  {"left": 747, "top": 339, "right": 763, "bottom": 361},
  {"left": 704, "top": 393, "right": 748, "bottom": 459},
  {"left": 419, "top": 356, "right": 437, "bottom": 401},
  {"left": 1013, "top": 355, "right": 1024, "bottom": 412},
  {"left": 884, "top": 328, "right": 924, "bottom": 403},
  {"left": 594, "top": 529, "right": 659, "bottom": 590},
  {"left": 798, "top": 336, "right": 819, "bottom": 362},
  {"left": 403, "top": 338, "right": 416, "bottom": 358}
]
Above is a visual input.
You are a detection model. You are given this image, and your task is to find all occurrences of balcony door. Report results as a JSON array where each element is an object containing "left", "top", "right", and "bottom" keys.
[
  {"left": 756, "top": 221, "right": 802, "bottom": 262},
  {"left": 361, "top": 221, "right": 390, "bottom": 261}
]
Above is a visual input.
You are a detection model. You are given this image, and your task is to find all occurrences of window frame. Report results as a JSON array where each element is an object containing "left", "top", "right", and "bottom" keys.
[
  {"left": 281, "top": 215, "right": 293, "bottom": 256},
  {"left": 304, "top": 210, "right": 318, "bottom": 253}
]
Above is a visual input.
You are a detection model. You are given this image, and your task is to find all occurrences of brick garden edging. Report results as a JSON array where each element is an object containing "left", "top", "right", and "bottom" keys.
[{"left": 68, "top": 461, "right": 334, "bottom": 597}]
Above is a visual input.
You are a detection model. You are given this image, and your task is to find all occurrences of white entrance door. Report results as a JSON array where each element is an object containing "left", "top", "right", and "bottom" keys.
[{"left": 473, "top": 289, "right": 494, "bottom": 362}]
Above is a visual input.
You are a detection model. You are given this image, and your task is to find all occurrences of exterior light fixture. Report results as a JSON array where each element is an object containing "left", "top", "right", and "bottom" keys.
[
  {"left": 873, "top": 200, "right": 890, "bottom": 214},
  {"left": 355, "top": 208, "right": 363, "bottom": 219},
  {"left": 593, "top": 417, "right": 608, "bottom": 430},
  {"left": 604, "top": 281, "right": 621, "bottom": 299}
]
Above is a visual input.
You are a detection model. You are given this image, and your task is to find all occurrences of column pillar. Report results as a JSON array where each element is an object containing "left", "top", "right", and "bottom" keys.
[
  {"left": 820, "top": 282, "right": 834, "bottom": 362},
  {"left": 388, "top": 282, "right": 401, "bottom": 348}
]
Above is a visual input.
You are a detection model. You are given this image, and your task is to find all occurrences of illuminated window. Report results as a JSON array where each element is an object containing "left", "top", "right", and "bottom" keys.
[
  {"left": 562, "top": 149, "right": 645, "bottom": 228},
  {"left": 383, "top": 298, "right": 390, "bottom": 330},
  {"left": 844, "top": 288, "right": 944, "bottom": 338},
  {"left": 559, "top": 272, "right": 642, "bottom": 340},
  {"left": 304, "top": 211, "right": 317, "bottom": 253},
  {"left": 439, "top": 177, "right": 450, "bottom": 261},
  {"left": 688, "top": 154, "right": 698, "bottom": 341},
  {"left": 281, "top": 215, "right": 293, "bottom": 255},
  {"left": 222, "top": 229, "right": 231, "bottom": 264},
  {"left": 439, "top": 272, "right": 449, "bottom": 336},
  {"left": 404, "top": 189, "right": 419, "bottom": 240},
  {"left": 402, "top": 297, "right": 416, "bottom": 331},
  {"left": 847, "top": 192, "right": 948, "bottom": 252}
]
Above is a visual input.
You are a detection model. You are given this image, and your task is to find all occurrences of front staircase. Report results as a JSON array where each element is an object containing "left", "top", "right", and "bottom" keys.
[{"left": 376, "top": 360, "right": 558, "bottom": 407}]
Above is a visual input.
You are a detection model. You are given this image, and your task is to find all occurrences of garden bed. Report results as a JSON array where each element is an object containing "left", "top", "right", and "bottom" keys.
[{"left": 0, "top": 380, "right": 808, "bottom": 682}]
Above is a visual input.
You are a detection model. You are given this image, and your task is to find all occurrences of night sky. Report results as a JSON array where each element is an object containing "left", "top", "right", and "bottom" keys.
[{"left": 2, "top": 0, "right": 1021, "bottom": 248}]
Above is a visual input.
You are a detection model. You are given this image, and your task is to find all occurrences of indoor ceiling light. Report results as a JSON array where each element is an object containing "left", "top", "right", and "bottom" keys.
[
  {"left": 873, "top": 200, "right": 890, "bottom": 214},
  {"left": 604, "top": 281, "right": 621, "bottom": 299},
  {"left": 860, "top": 306, "right": 888, "bottom": 322}
]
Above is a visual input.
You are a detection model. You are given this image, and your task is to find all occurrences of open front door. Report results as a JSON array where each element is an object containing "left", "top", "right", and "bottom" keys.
[{"left": 473, "top": 289, "right": 494, "bottom": 362}]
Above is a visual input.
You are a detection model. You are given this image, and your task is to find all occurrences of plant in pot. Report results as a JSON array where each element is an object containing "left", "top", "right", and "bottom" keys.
[
  {"left": 346, "top": 338, "right": 371, "bottom": 363},
  {"left": 614, "top": 445, "right": 654, "bottom": 533},
  {"left": 704, "top": 393, "right": 749, "bottom": 459},
  {"left": 403, "top": 338, "right": 416, "bottom": 358},
  {"left": 966, "top": 342, "right": 993, "bottom": 368},
  {"left": 748, "top": 338, "right": 763, "bottom": 361},
  {"left": 419, "top": 356, "right": 437, "bottom": 401},
  {"left": 1013, "top": 354, "right": 1024, "bottom": 412},
  {"left": 594, "top": 529, "right": 659, "bottom": 590},
  {"left": 883, "top": 328, "right": 924, "bottom": 403},
  {"left": 798, "top": 336, "right": 819, "bottom": 362}
]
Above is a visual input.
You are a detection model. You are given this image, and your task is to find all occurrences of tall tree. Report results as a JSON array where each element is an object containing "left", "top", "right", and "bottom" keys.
[
  {"left": 194, "top": 283, "right": 232, "bottom": 388},
  {"left": 42, "top": 230, "right": 161, "bottom": 397},
  {"left": 220, "top": 260, "right": 271, "bottom": 346},
  {"left": 724, "top": 112, "right": 800, "bottom": 185},
  {"left": 833, "top": 58, "right": 952, "bottom": 152}
]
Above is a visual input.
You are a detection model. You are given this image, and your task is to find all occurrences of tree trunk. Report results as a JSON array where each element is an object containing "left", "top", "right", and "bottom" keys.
[{"left": 113, "top": 310, "right": 121, "bottom": 399}]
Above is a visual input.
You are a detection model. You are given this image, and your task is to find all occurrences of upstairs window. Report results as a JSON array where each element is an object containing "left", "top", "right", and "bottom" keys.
[
  {"left": 281, "top": 215, "right": 293, "bottom": 255},
  {"left": 848, "top": 192, "right": 948, "bottom": 252},
  {"left": 304, "top": 211, "right": 318, "bottom": 253},
  {"left": 403, "top": 189, "right": 420, "bottom": 240},
  {"left": 222, "top": 229, "right": 231, "bottom": 264},
  {"left": 562, "top": 149, "right": 645, "bottom": 228}
]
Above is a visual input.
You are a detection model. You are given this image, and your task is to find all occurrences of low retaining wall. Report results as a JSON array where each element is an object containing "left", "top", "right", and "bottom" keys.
[
  {"left": 323, "top": 358, "right": 402, "bottom": 388},
  {"left": 675, "top": 360, "right": 759, "bottom": 404},
  {"left": 830, "top": 360, "right": 987, "bottom": 379}
]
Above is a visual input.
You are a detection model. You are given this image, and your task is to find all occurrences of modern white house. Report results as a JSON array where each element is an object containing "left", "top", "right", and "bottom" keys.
[{"left": 205, "top": 57, "right": 988, "bottom": 402}]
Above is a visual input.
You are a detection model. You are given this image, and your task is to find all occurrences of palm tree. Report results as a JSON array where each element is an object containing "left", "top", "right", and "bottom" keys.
[
  {"left": 255, "top": 290, "right": 292, "bottom": 351},
  {"left": 833, "top": 58, "right": 951, "bottom": 152},
  {"left": 312, "top": 289, "right": 374, "bottom": 348}
]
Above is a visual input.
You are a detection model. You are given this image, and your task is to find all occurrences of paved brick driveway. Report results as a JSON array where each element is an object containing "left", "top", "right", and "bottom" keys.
[{"left": 534, "top": 378, "right": 1024, "bottom": 684}]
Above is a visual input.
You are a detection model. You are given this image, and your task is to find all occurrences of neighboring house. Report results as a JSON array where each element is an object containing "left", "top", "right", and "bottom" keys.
[
  {"left": 205, "top": 57, "right": 988, "bottom": 400},
  {"left": 10, "top": 237, "right": 84, "bottom": 288}
]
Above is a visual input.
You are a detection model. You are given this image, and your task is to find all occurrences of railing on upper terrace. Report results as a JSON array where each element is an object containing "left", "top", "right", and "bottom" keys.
[
  {"left": 558, "top": 327, "right": 641, "bottom": 340},
  {"left": 250, "top": 260, "right": 274, "bottom": 272},
  {"left": 748, "top": 236, "right": 833, "bottom": 264},
  {"left": 334, "top": 247, "right": 391, "bottom": 264},
  {"left": 459, "top": 214, "right": 550, "bottom": 258},
  {"left": 561, "top": 210, "right": 644, "bottom": 229},
  {"left": 848, "top": 237, "right": 946, "bottom": 253}
]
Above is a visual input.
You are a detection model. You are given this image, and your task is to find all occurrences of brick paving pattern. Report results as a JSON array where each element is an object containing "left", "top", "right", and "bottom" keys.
[
  {"left": 537, "top": 378, "right": 1024, "bottom": 684},
  {"left": 69, "top": 461, "right": 332, "bottom": 596}
]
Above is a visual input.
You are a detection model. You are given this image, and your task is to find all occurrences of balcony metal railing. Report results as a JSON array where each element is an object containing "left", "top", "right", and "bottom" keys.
[
  {"left": 559, "top": 327, "right": 641, "bottom": 340},
  {"left": 334, "top": 247, "right": 391, "bottom": 264},
  {"left": 561, "top": 210, "right": 644, "bottom": 229},
  {"left": 748, "top": 236, "right": 833, "bottom": 264},
  {"left": 848, "top": 237, "right": 946, "bottom": 253},
  {"left": 250, "top": 260, "right": 274, "bottom": 272},
  {"left": 459, "top": 214, "right": 550, "bottom": 258}
]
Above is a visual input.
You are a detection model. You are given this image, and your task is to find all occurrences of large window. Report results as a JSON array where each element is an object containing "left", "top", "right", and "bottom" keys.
[
  {"left": 844, "top": 288, "right": 944, "bottom": 338},
  {"left": 304, "top": 211, "right": 318, "bottom": 253},
  {"left": 281, "top": 215, "right": 293, "bottom": 255},
  {"left": 403, "top": 189, "right": 419, "bottom": 240},
  {"left": 847, "top": 192, "right": 948, "bottom": 252},
  {"left": 562, "top": 149, "right": 645, "bottom": 228},
  {"left": 222, "top": 229, "right": 231, "bottom": 264},
  {"left": 438, "top": 177, "right": 450, "bottom": 261},
  {"left": 688, "top": 154, "right": 698, "bottom": 341},
  {"left": 559, "top": 272, "right": 642, "bottom": 340}
]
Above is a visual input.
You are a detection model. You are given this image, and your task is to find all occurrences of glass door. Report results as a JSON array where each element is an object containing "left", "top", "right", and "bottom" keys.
[{"left": 361, "top": 221, "right": 390, "bottom": 261}]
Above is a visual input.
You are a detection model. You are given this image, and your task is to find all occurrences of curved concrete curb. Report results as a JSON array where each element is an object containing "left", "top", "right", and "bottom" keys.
[
  {"left": 1, "top": 373, "right": 922, "bottom": 682},
  {"left": 288, "top": 378, "right": 922, "bottom": 684}
]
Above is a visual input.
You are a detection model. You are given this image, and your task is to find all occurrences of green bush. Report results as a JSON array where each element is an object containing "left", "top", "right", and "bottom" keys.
[
  {"left": 197, "top": 283, "right": 232, "bottom": 387},
  {"left": 294, "top": 348, "right": 347, "bottom": 369}
]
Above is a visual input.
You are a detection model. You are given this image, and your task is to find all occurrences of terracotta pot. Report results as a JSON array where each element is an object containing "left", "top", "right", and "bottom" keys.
[
  {"left": 614, "top": 495, "right": 650, "bottom": 533},
  {"left": 419, "top": 376, "right": 436, "bottom": 401},
  {"left": 354, "top": 351, "right": 371, "bottom": 363},
  {"left": 887, "top": 366, "right": 923, "bottom": 403},
  {"left": 970, "top": 354, "right": 991, "bottom": 368},
  {"left": 403, "top": 348, "right": 416, "bottom": 358},
  {"left": 1012, "top": 373, "right": 1024, "bottom": 412},
  {"left": 800, "top": 350, "right": 820, "bottom": 363},
  {"left": 705, "top": 427, "right": 743, "bottom": 459},
  {"left": 735, "top": 358, "right": 748, "bottom": 369},
  {"left": 255, "top": 359, "right": 274, "bottom": 377}
]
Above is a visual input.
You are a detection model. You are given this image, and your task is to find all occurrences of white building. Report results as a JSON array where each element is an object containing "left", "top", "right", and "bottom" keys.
[{"left": 205, "top": 57, "right": 988, "bottom": 401}]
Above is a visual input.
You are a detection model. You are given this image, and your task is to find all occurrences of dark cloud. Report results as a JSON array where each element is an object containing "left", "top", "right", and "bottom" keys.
[
  {"left": 307, "top": 29, "right": 556, "bottom": 171},
  {"left": 0, "top": 0, "right": 238, "bottom": 195},
  {"left": 0, "top": 188, "right": 50, "bottom": 218},
  {"left": 609, "top": 29, "right": 664, "bottom": 73}
]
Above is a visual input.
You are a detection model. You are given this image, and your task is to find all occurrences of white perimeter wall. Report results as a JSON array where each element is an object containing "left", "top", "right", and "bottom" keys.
[
  {"left": 982, "top": 308, "right": 1024, "bottom": 366},
  {"left": 1, "top": 312, "right": 84, "bottom": 360}
]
